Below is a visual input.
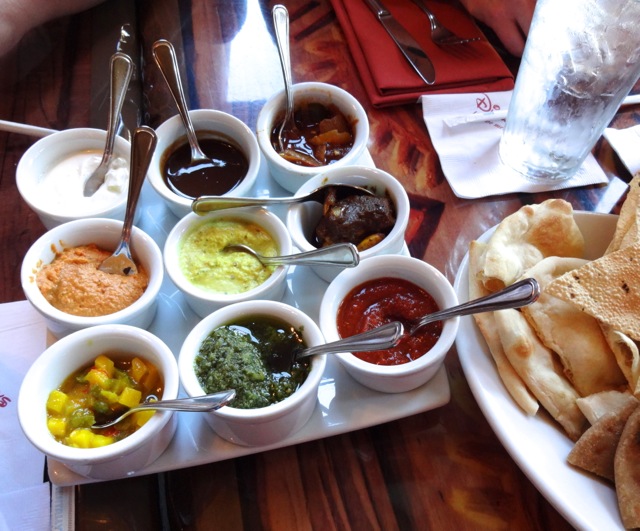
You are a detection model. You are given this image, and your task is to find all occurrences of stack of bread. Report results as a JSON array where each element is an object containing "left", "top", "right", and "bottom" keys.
[{"left": 468, "top": 175, "right": 640, "bottom": 529}]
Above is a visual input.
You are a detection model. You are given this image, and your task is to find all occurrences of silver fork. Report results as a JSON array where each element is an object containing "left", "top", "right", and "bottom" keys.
[{"left": 411, "top": 0, "right": 481, "bottom": 46}]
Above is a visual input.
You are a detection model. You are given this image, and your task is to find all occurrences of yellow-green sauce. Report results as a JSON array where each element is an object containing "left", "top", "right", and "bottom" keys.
[{"left": 179, "top": 218, "right": 278, "bottom": 294}]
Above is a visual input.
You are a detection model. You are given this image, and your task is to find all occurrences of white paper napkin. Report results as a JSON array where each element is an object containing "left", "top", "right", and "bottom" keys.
[
  {"left": 421, "top": 91, "right": 609, "bottom": 199},
  {"left": 0, "top": 301, "right": 50, "bottom": 531},
  {"left": 604, "top": 124, "right": 640, "bottom": 176}
]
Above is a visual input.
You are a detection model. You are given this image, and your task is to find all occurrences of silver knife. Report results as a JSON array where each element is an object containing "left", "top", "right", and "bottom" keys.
[{"left": 364, "top": 0, "right": 436, "bottom": 85}]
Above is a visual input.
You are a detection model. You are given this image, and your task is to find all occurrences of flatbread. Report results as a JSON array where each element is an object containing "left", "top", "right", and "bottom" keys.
[
  {"left": 478, "top": 199, "right": 584, "bottom": 292},
  {"left": 520, "top": 257, "right": 626, "bottom": 397},
  {"left": 606, "top": 174, "right": 640, "bottom": 255},
  {"left": 493, "top": 308, "right": 588, "bottom": 441},
  {"left": 545, "top": 242, "right": 640, "bottom": 341},
  {"left": 568, "top": 399, "right": 638, "bottom": 482},
  {"left": 614, "top": 404, "right": 640, "bottom": 529},
  {"left": 577, "top": 389, "right": 638, "bottom": 425},
  {"left": 469, "top": 241, "right": 539, "bottom": 415},
  {"left": 601, "top": 324, "right": 640, "bottom": 397}
]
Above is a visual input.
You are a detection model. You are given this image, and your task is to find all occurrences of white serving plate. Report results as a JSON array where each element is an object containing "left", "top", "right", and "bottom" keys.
[
  {"left": 47, "top": 150, "right": 452, "bottom": 486},
  {"left": 454, "top": 211, "right": 623, "bottom": 531}
]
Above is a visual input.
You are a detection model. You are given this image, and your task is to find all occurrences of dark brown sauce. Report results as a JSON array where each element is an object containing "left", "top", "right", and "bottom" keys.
[{"left": 162, "top": 135, "right": 249, "bottom": 199}]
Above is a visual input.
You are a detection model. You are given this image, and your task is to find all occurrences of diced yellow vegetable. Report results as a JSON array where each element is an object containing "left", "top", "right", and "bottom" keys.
[
  {"left": 118, "top": 387, "right": 142, "bottom": 409},
  {"left": 132, "top": 409, "right": 155, "bottom": 427},
  {"left": 47, "top": 417, "right": 67, "bottom": 437},
  {"left": 90, "top": 434, "right": 115, "bottom": 448},
  {"left": 67, "top": 428, "right": 94, "bottom": 448},
  {"left": 94, "top": 355, "right": 115, "bottom": 377},
  {"left": 100, "top": 389, "right": 119, "bottom": 404},
  {"left": 140, "top": 361, "right": 160, "bottom": 393},
  {"left": 130, "top": 357, "right": 148, "bottom": 383},
  {"left": 46, "top": 390, "right": 68, "bottom": 414},
  {"left": 86, "top": 368, "right": 110, "bottom": 389}
]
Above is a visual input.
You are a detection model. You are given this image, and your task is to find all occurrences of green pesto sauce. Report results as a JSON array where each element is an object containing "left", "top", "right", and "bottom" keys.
[
  {"left": 179, "top": 218, "right": 278, "bottom": 295},
  {"left": 194, "top": 316, "right": 311, "bottom": 409}
]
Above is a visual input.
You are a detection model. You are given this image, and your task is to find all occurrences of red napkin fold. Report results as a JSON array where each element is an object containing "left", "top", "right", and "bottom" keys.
[{"left": 330, "top": 0, "right": 514, "bottom": 107}]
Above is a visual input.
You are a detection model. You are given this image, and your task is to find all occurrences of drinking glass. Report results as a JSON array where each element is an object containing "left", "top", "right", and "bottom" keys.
[{"left": 499, "top": 0, "right": 640, "bottom": 182}]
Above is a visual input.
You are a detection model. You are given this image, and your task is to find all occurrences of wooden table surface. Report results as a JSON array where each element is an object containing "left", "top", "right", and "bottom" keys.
[{"left": 1, "top": 1, "right": 637, "bottom": 529}]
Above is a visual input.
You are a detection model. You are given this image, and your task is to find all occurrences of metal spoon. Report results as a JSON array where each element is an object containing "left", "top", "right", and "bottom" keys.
[
  {"left": 407, "top": 278, "right": 540, "bottom": 336},
  {"left": 267, "top": 321, "right": 405, "bottom": 372},
  {"left": 277, "top": 278, "right": 539, "bottom": 371},
  {"left": 92, "top": 389, "right": 236, "bottom": 429},
  {"left": 83, "top": 52, "right": 134, "bottom": 196},
  {"left": 272, "top": 4, "right": 296, "bottom": 154},
  {"left": 223, "top": 242, "right": 359, "bottom": 267},
  {"left": 191, "top": 183, "right": 373, "bottom": 213},
  {"left": 98, "top": 126, "right": 157, "bottom": 275},
  {"left": 152, "top": 39, "right": 211, "bottom": 166}
]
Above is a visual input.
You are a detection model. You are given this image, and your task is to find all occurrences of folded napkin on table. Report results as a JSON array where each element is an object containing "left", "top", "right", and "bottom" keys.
[
  {"left": 0, "top": 301, "right": 51, "bottom": 531},
  {"left": 604, "top": 124, "right": 640, "bottom": 176},
  {"left": 421, "top": 91, "right": 609, "bottom": 199},
  {"left": 329, "top": 0, "right": 514, "bottom": 107}
]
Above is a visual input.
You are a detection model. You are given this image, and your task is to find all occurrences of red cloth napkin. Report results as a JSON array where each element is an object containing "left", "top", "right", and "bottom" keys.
[{"left": 330, "top": 0, "right": 514, "bottom": 107}]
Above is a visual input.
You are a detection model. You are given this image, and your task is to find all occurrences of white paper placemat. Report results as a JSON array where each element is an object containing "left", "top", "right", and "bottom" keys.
[{"left": 421, "top": 91, "right": 609, "bottom": 199}]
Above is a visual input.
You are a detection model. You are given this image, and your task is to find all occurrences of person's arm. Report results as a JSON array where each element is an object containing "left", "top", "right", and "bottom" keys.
[
  {"left": 0, "top": 0, "right": 106, "bottom": 55},
  {"left": 458, "top": 0, "right": 536, "bottom": 56}
]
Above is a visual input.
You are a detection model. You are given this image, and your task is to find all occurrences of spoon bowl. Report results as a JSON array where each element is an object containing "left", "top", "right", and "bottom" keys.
[
  {"left": 92, "top": 389, "right": 236, "bottom": 429},
  {"left": 99, "top": 126, "right": 157, "bottom": 276},
  {"left": 222, "top": 242, "right": 359, "bottom": 267},
  {"left": 192, "top": 182, "right": 373, "bottom": 213}
]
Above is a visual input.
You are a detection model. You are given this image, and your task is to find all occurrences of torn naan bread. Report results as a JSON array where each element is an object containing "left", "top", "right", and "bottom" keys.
[
  {"left": 478, "top": 199, "right": 584, "bottom": 292},
  {"left": 494, "top": 308, "right": 588, "bottom": 441},
  {"left": 469, "top": 241, "right": 539, "bottom": 415},
  {"left": 520, "top": 257, "right": 626, "bottom": 397},
  {"left": 614, "top": 403, "right": 640, "bottom": 529},
  {"left": 606, "top": 174, "right": 640, "bottom": 255},
  {"left": 568, "top": 398, "right": 638, "bottom": 482}
]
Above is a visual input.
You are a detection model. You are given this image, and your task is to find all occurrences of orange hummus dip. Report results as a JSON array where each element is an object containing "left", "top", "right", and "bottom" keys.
[{"left": 36, "top": 244, "right": 149, "bottom": 317}]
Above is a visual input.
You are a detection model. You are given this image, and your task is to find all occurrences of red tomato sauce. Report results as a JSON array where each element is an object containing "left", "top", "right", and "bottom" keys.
[{"left": 336, "top": 277, "right": 442, "bottom": 365}]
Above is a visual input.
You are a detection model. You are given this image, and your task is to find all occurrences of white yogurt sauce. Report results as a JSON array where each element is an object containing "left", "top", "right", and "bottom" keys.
[{"left": 33, "top": 149, "right": 129, "bottom": 215}]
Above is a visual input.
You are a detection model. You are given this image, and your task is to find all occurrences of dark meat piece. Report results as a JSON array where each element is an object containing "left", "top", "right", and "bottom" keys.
[{"left": 314, "top": 194, "right": 396, "bottom": 247}]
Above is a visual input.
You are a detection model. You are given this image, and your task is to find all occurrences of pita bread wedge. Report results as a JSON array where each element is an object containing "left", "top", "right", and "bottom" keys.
[
  {"left": 479, "top": 199, "right": 584, "bottom": 292},
  {"left": 545, "top": 242, "right": 640, "bottom": 342},
  {"left": 494, "top": 308, "right": 588, "bottom": 441},
  {"left": 614, "top": 403, "right": 640, "bottom": 529},
  {"left": 568, "top": 398, "right": 638, "bottom": 482},
  {"left": 520, "top": 257, "right": 626, "bottom": 396},
  {"left": 577, "top": 389, "right": 638, "bottom": 425},
  {"left": 606, "top": 174, "right": 640, "bottom": 255},
  {"left": 469, "top": 241, "right": 539, "bottom": 415},
  {"left": 601, "top": 324, "right": 640, "bottom": 397}
]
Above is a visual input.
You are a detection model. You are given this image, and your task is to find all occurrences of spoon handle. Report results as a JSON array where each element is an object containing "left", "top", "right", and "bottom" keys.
[
  {"left": 83, "top": 52, "right": 133, "bottom": 196},
  {"left": 410, "top": 278, "right": 540, "bottom": 334},
  {"left": 136, "top": 390, "right": 237, "bottom": 412},
  {"left": 262, "top": 243, "right": 360, "bottom": 267},
  {"left": 152, "top": 39, "right": 207, "bottom": 162},
  {"left": 273, "top": 4, "right": 294, "bottom": 149},
  {"left": 121, "top": 127, "right": 157, "bottom": 247},
  {"left": 192, "top": 195, "right": 301, "bottom": 213},
  {"left": 296, "top": 322, "right": 404, "bottom": 360}
]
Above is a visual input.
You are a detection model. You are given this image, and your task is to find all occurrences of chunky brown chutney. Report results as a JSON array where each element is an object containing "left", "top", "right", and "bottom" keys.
[
  {"left": 36, "top": 244, "right": 149, "bottom": 317},
  {"left": 270, "top": 101, "right": 355, "bottom": 167},
  {"left": 162, "top": 135, "right": 249, "bottom": 199}
]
